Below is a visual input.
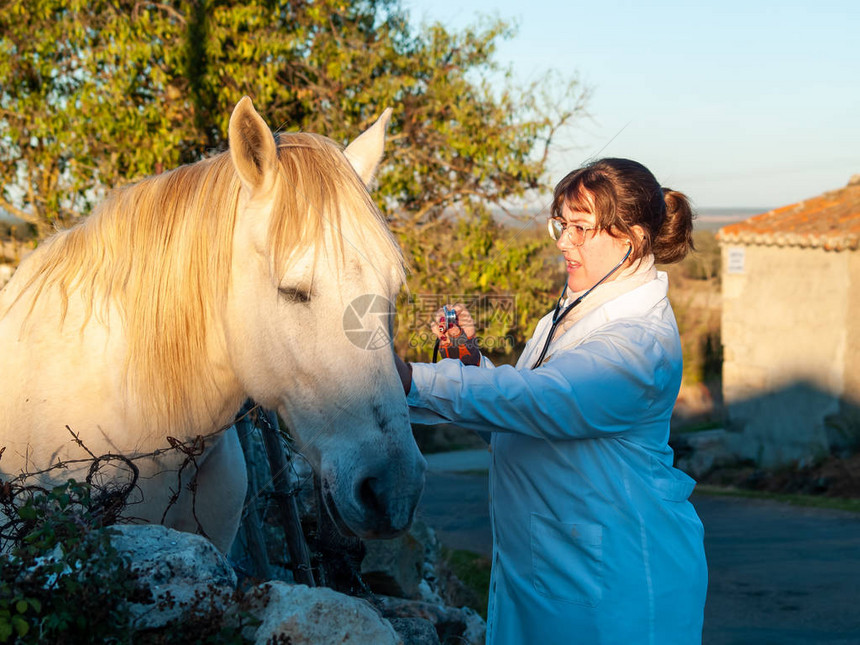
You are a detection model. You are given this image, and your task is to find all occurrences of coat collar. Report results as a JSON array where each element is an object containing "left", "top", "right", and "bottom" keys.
[{"left": 517, "top": 272, "right": 670, "bottom": 369}]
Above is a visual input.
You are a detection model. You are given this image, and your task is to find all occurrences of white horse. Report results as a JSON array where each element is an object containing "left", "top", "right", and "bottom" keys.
[{"left": 0, "top": 97, "right": 425, "bottom": 552}]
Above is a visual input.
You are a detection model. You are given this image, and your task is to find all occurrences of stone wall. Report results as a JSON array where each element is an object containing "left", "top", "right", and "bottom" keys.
[
  {"left": 721, "top": 243, "right": 858, "bottom": 466},
  {"left": 834, "top": 250, "right": 860, "bottom": 449},
  {"left": 845, "top": 251, "right": 860, "bottom": 403}
]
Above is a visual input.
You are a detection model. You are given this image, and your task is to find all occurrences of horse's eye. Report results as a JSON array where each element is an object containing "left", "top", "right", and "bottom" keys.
[{"left": 278, "top": 286, "right": 311, "bottom": 304}]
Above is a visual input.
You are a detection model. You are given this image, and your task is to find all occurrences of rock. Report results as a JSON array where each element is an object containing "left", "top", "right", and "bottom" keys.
[
  {"left": 362, "top": 530, "right": 425, "bottom": 598},
  {"left": 674, "top": 428, "right": 737, "bottom": 478},
  {"left": 109, "top": 524, "right": 237, "bottom": 630},
  {"left": 361, "top": 519, "right": 445, "bottom": 601},
  {"left": 372, "top": 595, "right": 486, "bottom": 645},
  {"left": 672, "top": 382, "right": 718, "bottom": 429},
  {"left": 410, "top": 520, "right": 442, "bottom": 571},
  {"left": 245, "top": 581, "right": 401, "bottom": 645},
  {"left": 415, "top": 578, "right": 445, "bottom": 605},
  {"left": 388, "top": 617, "right": 441, "bottom": 645}
]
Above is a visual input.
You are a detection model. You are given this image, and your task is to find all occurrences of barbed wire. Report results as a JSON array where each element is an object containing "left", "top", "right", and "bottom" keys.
[{"left": 0, "top": 406, "right": 263, "bottom": 550}]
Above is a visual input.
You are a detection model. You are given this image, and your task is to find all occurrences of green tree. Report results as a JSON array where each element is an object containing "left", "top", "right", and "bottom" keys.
[
  {"left": 0, "top": 0, "right": 586, "bottom": 347},
  {"left": 397, "top": 211, "right": 565, "bottom": 361},
  {"left": 0, "top": 0, "right": 190, "bottom": 236}
]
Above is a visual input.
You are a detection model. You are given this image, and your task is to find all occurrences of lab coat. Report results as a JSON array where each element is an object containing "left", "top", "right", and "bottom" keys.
[{"left": 407, "top": 272, "right": 707, "bottom": 645}]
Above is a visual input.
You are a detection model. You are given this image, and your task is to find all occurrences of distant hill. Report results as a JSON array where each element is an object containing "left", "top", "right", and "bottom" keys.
[
  {"left": 1, "top": 202, "right": 764, "bottom": 234},
  {"left": 485, "top": 204, "right": 768, "bottom": 233},
  {"left": 695, "top": 207, "right": 767, "bottom": 232}
]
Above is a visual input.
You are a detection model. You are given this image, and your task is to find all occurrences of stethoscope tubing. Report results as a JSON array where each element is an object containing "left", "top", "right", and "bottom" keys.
[
  {"left": 530, "top": 244, "right": 633, "bottom": 369},
  {"left": 430, "top": 245, "right": 633, "bottom": 369}
]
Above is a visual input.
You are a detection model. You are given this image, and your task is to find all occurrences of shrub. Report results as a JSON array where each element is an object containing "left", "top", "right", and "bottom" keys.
[
  {"left": 0, "top": 480, "right": 145, "bottom": 643},
  {"left": 678, "top": 230, "right": 721, "bottom": 282},
  {"left": 0, "top": 480, "right": 254, "bottom": 644}
]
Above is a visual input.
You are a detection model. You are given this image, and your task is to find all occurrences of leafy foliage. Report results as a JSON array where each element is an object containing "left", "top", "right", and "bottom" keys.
[
  {"left": 677, "top": 230, "right": 721, "bottom": 282},
  {"left": 662, "top": 230, "right": 723, "bottom": 384},
  {"left": 0, "top": 0, "right": 585, "bottom": 350},
  {"left": 0, "top": 480, "right": 144, "bottom": 643},
  {"left": 0, "top": 478, "right": 258, "bottom": 643},
  {"left": 397, "top": 211, "right": 564, "bottom": 362},
  {"left": 0, "top": 0, "right": 581, "bottom": 227}
]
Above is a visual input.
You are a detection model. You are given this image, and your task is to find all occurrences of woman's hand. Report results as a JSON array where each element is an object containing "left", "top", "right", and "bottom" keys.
[
  {"left": 430, "top": 303, "right": 477, "bottom": 344},
  {"left": 430, "top": 303, "right": 481, "bottom": 366}
]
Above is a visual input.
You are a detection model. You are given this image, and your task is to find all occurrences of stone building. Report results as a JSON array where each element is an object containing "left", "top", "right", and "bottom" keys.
[{"left": 717, "top": 175, "right": 860, "bottom": 467}]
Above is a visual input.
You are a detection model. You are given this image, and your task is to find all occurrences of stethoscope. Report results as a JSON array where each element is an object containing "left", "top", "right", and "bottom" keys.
[{"left": 530, "top": 243, "right": 633, "bottom": 369}]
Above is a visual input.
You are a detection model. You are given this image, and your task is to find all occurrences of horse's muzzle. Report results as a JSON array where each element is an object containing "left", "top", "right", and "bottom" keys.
[{"left": 321, "top": 457, "right": 426, "bottom": 539}]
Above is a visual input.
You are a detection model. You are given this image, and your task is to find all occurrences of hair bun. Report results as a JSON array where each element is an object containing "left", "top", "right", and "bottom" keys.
[{"left": 653, "top": 188, "right": 695, "bottom": 264}]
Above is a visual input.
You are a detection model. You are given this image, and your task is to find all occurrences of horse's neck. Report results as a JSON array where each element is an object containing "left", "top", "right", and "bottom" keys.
[
  {"left": 0, "top": 251, "right": 243, "bottom": 464},
  {"left": 0, "top": 241, "right": 49, "bottom": 315}
]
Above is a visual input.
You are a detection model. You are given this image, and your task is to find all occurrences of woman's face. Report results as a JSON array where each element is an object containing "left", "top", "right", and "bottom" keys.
[{"left": 555, "top": 201, "right": 632, "bottom": 293}]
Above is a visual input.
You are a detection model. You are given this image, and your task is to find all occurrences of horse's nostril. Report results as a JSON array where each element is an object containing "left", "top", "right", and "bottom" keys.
[{"left": 358, "top": 477, "right": 386, "bottom": 518}]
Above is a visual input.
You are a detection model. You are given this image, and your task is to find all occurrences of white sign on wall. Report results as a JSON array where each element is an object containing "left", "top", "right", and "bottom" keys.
[{"left": 727, "top": 247, "right": 746, "bottom": 274}]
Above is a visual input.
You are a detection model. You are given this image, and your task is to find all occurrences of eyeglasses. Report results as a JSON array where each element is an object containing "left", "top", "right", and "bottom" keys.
[{"left": 547, "top": 217, "right": 597, "bottom": 246}]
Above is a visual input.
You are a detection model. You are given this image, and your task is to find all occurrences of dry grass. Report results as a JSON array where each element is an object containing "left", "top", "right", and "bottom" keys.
[
  {"left": 699, "top": 451, "right": 860, "bottom": 505},
  {"left": 663, "top": 230, "right": 724, "bottom": 431},
  {"left": 662, "top": 230, "right": 722, "bottom": 386}
]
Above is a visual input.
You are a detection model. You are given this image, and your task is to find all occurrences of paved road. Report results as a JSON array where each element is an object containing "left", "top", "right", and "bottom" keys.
[{"left": 417, "top": 451, "right": 860, "bottom": 645}]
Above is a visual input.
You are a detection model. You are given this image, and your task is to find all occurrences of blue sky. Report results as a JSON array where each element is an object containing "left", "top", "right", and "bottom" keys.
[{"left": 403, "top": 0, "right": 860, "bottom": 210}]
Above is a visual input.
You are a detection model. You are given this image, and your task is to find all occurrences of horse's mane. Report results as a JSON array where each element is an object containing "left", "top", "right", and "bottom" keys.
[{"left": 14, "top": 132, "right": 405, "bottom": 434}]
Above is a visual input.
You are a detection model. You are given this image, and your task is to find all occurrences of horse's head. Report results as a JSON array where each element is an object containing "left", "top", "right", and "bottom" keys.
[{"left": 222, "top": 97, "right": 425, "bottom": 539}]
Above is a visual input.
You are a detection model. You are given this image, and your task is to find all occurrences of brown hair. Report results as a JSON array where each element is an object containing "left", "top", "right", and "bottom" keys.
[{"left": 551, "top": 157, "right": 695, "bottom": 264}]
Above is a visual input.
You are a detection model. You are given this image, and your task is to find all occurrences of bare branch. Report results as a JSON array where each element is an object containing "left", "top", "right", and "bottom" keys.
[
  {"left": 0, "top": 196, "right": 38, "bottom": 226},
  {"left": 132, "top": 1, "right": 187, "bottom": 25}
]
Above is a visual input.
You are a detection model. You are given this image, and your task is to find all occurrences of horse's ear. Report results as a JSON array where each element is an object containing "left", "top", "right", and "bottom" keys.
[
  {"left": 229, "top": 96, "right": 278, "bottom": 198},
  {"left": 344, "top": 108, "right": 393, "bottom": 187}
]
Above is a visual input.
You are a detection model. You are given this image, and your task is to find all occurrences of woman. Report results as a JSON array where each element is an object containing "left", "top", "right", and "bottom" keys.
[{"left": 395, "top": 158, "right": 708, "bottom": 644}]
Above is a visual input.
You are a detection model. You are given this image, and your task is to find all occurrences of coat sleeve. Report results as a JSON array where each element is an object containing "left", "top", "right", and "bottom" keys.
[
  {"left": 406, "top": 353, "right": 497, "bottom": 427},
  {"left": 406, "top": 321, "right": 679, "bottom": 441}
]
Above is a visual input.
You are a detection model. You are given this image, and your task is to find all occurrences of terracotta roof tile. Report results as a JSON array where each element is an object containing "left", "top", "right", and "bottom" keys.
[{"left": 717, "top": 177, "right": 860, "bottom": 251}]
